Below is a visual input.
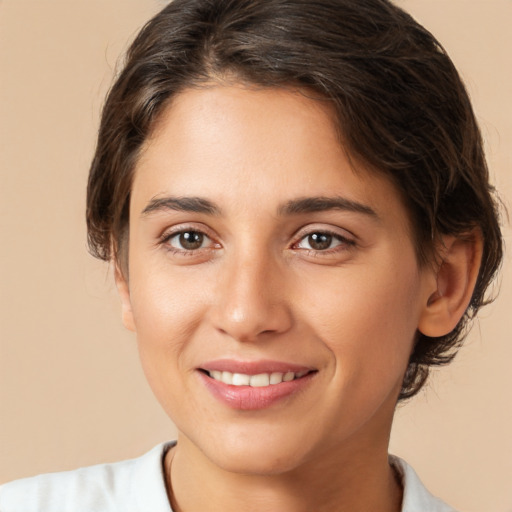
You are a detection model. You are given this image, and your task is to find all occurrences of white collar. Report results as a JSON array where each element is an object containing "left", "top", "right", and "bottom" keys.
[{"left": 390, "top": 455, "right": 457, "bottom": 512}]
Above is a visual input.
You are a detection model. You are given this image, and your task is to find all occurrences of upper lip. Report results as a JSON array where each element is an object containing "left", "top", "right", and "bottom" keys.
[{"left": 199, "top": 359, "right": 316, "bottom": 375}]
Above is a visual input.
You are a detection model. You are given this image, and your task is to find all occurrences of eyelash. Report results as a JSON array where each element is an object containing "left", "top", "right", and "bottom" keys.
[
  {"left": 292, "top": 229, "right": 356, "bottom": 255},
  {"left": 158, "top": 227, "right": 356, "bottom": 257},
  {"left": 159, "top": 226, "right": 219, "bottom": 257}
]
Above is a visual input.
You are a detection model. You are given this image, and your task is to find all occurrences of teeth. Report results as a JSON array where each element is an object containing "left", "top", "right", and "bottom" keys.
[
  {"left": 208, "top": 370, "right": 309, "bottom": 387},
  {"left": 283, "top": 371, "right": 295, "bottom": 382},
  {"left": 250, "top": 373, "right": 270, "bottom": 387},
  {"left": 211, "top": 370, "right": 222, "bottom": 381},
  {"left": 221, "top": 371, "right": 233, "bottom": 385},
  {"left": 232, "top": 373, "right": 250, "bottom": 386},
  {"left": 269, "top": 372, "right": 283, "bottom": 385}
]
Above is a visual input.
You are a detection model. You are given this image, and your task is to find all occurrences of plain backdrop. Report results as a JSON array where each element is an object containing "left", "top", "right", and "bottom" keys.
[{"left": 1, "top": 1, "right": 511, "bottom": 511}]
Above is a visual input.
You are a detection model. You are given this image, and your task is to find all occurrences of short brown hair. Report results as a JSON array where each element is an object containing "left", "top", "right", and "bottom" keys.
[{"left": 87, "top": 0, "right": 503, "bottom": 400}]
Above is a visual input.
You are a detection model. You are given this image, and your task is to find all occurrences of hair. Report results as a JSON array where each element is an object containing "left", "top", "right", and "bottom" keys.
[{"left": 87, "top": 0, "right": 503, "bottom": 400}]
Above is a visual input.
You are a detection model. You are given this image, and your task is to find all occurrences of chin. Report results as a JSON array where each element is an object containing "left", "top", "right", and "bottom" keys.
[
  {"left": 197, "top": 426, "right": 313, "bottom": 476},
  {"left": 214, "top": 449, "right": 306, "bottom": 476}
]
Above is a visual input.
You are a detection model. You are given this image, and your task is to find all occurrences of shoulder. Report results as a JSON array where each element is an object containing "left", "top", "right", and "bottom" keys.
[
  {"left": 0, "top": 442, "right": 174, "bottom": 512},
  {"left": 390, "top": 455, "right": 458, "bottom": 512}
]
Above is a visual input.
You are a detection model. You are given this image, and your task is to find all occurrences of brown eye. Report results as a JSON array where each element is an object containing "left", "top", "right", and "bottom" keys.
[
  {"left": 307, "top": 233, "right": 332, "bottom": 250},
  {"left": 296, "top": 231, "right": 352, "bottom": 252},
  {"left": 308, "top": 233, "right": 333, "bottom": 251},
  {"left": 169, "top": 231, "right": 207, "bottom": 250}
]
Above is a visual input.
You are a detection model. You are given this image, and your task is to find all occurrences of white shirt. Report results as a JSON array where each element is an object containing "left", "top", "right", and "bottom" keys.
[{"left": 0, "top": 442, "right": 457, "bottom": 511}]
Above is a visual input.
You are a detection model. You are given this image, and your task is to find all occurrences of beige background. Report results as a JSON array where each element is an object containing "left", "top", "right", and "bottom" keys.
[{"left": 0, "top": 1, "right": 511, "bottom": 510}]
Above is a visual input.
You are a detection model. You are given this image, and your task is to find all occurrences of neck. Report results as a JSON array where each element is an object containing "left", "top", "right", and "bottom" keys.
[{"left": 165, "top": 433, "right": 402, "bottom": 512}]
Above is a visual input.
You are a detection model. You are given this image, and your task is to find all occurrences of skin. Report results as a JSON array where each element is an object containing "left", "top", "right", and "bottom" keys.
[{"left": 116, "top": 84, "right": 481, "bottom": 512}]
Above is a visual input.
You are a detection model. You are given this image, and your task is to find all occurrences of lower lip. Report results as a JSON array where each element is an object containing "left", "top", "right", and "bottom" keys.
[{"left": 197, "top": 371, "right": 315, "bottom": 410}]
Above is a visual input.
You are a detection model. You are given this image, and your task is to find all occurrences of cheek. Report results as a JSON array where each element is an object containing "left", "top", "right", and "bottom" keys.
[
  {"left": 128, "top": 263, "right": 209, "bottom": 387},
  {"left": 299, "top": 255, "right": 423, "bottom": 387},
  {"left": 130, "top": 258, "right": 205, "bottom": 333}
]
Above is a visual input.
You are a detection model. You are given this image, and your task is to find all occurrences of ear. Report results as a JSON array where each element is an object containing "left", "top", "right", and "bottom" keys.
[
  {"left": 114, "top": 264, "right": 136, "bottom": 332},
  {"left": 418, "top": 231, "right": 483, "bottom": 337}
]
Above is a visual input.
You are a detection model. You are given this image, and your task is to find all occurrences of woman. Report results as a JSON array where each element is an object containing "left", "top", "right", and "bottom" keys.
[{"left": 0, "top": 0, "right": 503, "bottom": 511}]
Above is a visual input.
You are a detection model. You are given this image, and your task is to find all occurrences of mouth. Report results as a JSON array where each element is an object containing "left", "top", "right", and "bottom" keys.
[
  {"left": 201, "top": 369, "right": 312, "bottom": 387},
  {"left": 197, "top": 360, "right": 318, "bottom": 410}
]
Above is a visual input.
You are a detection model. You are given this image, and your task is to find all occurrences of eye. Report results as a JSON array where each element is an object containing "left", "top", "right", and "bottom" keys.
[
  {"left": 295, "top": 231, "right": 354, "bottom": 252},
  {"left": 166, "top": 230, "right": 211, "bottom": 251}
]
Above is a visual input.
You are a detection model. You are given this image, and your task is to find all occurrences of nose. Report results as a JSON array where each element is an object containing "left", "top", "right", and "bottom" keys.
[{"left": 210, "top": 249, "right": 293, "bottom": 343}]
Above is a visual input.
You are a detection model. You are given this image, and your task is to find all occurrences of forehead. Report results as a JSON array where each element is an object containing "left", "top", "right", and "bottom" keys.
[
  {"left": 138, "top": 84, "right": 344, "bottom": 188},
  {"left": 132, "top": 84, "right": 411, "bottom": 232}
]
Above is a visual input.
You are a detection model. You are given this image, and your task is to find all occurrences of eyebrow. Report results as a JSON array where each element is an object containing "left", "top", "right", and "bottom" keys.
[
  {"left": 278, "top": 196, "right": 378, "bottom": 219},
  {"left": 141, "top": 196, "right": 221, "bottom": 216},
  {"left": 141, "top": 195, "right": 378, "bottom": 219}
]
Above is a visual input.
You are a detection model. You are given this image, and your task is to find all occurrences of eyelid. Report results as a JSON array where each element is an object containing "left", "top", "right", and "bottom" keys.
[
  {"left": 290, "top": 225, "right": 358, "bottom": 258},
  {"left": 158, "top": 223, "right": 221, "bottom": 253},
  {"left": 159, "top": 222, "right": 216, "bottom": 241},
  {"left": 292, "top": 224, "right": 356, "bottom": 244}
]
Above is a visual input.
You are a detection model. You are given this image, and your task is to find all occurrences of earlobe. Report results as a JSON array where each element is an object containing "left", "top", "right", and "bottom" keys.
[
  {"left": 418, "top": 231, "right": 483, "bottom": 338},
  {"left": 114, "top": 265, "right": 136, "bottom": 332}
]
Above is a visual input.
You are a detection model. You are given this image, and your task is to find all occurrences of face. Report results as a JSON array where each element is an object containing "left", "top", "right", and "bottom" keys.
[{"left": 119, "top": 84, "right": 435, "bottom": 475}]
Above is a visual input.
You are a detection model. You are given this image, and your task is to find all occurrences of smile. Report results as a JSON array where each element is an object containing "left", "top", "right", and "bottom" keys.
[
  {"left": 206, "top": 369, "right": 310, "bottom": 387},
  {"left": 197, "top": 360, "right": 317, "bottom": 410}
]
